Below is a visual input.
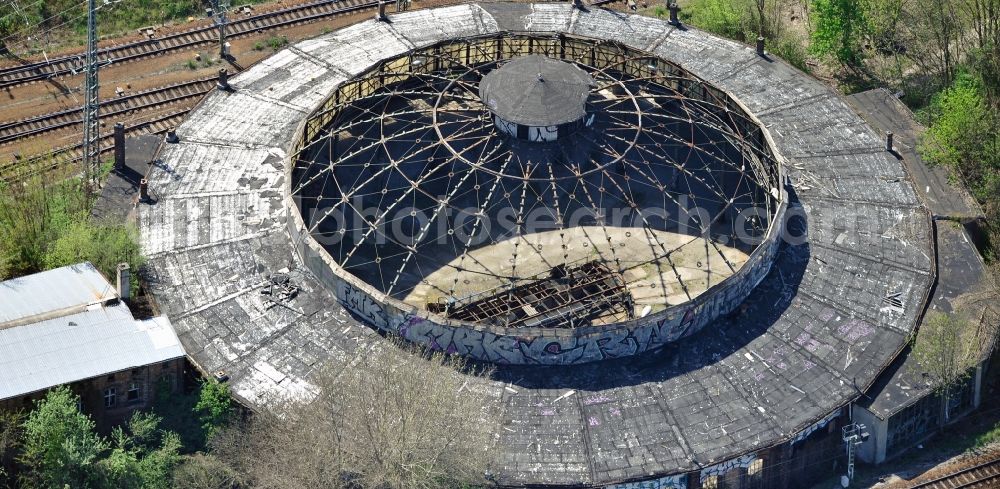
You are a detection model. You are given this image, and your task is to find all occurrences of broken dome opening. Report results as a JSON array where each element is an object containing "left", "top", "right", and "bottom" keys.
[{"left": 291, "top": 33, "right": 783, "bottom": 332}]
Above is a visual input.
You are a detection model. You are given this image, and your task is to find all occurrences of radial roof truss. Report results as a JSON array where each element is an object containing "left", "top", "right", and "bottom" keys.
[{"left": 290, "top": 33, "right": 782, "bottom": 325}]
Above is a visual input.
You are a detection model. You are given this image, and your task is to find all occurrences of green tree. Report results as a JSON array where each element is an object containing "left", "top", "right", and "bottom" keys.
[
  {"left": 682, "top": 0, "right": 811, "bottom": 73},
  {"left": 18, "top": 386, "right": 107, "bottom": 488},
  {"left": 910, "top": 0, "right": 963, "bottom": 87},
  {"left": 15, "top": 386, "right": 192, "bottom": 489},
  {"left": 919, "top": 71, "right": 1000, "bottom": 209},
  {"left": 683, "top": 0, "right": 749, "bottom": 41},
  {"left": 153, "top": 378, "right": 234, "bottom": 452},
  {"left": 964, "top": 0, "right": 1000, "bottom": 54},
  {"left": 0, "top": 410, "right": 23, "bottom": 486},
  {"left": 100, "top": 412, "right": 182, "bottom": 489},
  {"left": 862, "top": 0, "right": 904, "bottom": 54},
  {"left": 0, "top": 174, "right": 87, "bottom": 279},
  {"left": 910, "top": 312, "right": 987, "bottom": 421},
  {"left": 0, "top": 164, "right": 145, "bottom": 287},
  {"left": 194, "top": 380, "right": 233, "bottom": 442},
  {"left": 810, "top": 0, "right": 866, "bottom": 66},
  {"left": 44, "top": 220, "right": 146, "bottom": 289},
  {"left": 919, "top": 73, "right": 991, "bottom": 169},
  {"left": 0, "top": 8, "right": 15, "bottom": 51}
]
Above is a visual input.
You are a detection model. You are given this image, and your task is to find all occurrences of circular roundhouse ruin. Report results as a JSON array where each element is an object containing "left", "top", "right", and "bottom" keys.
[
  {"left": 140, "top": 3, "right": 934, "bottom": 487},
  {"left": 290, "top": 31, "right": 786, "bottom": 364}
]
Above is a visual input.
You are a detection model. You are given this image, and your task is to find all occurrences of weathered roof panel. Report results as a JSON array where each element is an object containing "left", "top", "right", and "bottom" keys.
[
  {"left": 233, "top": 48, "right": 349, "bottom": 111},
  {"left": 136, "top": 5, "right": 935, "bottom": 486},
  {"left": 388, "top": 4, "right": 497, "bottom": 47},
  {"left": 0, "top": 302, "right": 184, "bottom": 401},
  {"left": 479, "top": 2, "right": 574, "bottom": 32},
  {"left": 0, "top": 262, "right": 118, "bottom": 327}
]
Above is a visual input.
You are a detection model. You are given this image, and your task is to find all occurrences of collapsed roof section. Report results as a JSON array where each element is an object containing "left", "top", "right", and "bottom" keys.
[{"left": 290, "top": 32, "right": 785, "bottom": 340}]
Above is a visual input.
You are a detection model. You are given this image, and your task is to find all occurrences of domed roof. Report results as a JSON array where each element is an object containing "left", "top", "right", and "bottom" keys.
[{"left": 479, "top": 55, "right": 594, "bottom": 127}]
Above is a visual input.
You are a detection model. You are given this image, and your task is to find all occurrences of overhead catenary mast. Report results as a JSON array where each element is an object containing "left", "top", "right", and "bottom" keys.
[
  {"left": 82, "top": 0, "right": 100, "bottom": 189},
  {"left": 213, "top": 0, "right": 230, "bottom": 58}
]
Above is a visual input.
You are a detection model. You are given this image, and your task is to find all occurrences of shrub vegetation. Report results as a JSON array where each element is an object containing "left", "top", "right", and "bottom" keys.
[
  {"left": 680, "top": 0, "right": 812, "bottom": 72},
  {"left": 0, "top": 172, "right": 144, "bottom": 287}
]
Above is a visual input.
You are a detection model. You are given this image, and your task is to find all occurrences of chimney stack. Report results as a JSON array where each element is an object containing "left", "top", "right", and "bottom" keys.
[
  {"left": 139, "top": 178, "right": 150, "bottom": 202},
  {"left": 668, "top": 3, "right": 680, "bottom": 25},
  {"left": 114, "top": 122, "right": 126, "bottom": 170},
  {"left": 116, "top": 263, "right": 131, "bottom": 301},
  {"left": 376, "top": 0, "right": 388, "bottom": 21},
  {"left": 217, "top": 68, "right": 230, "bottom": 90},
  {"left": 756, "top": 37, "right": 765, "bottom": 56},
  {"left": 886, "top": 131, "right": 894, "bottom": 152}
]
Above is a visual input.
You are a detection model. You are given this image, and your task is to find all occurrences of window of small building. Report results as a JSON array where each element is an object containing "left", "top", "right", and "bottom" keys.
[
  {"left": 104, "top": 387, "right": 116, "bottom": 408},
  {"left": 127, "top": 382, "right": 141, "bottom": 403},
  {"left": 746, "top": 458, "right": 765, "bottom": 489},
  {"left": 701, "top": 474, "right": 718, "bottom": 489},
  {"left": 158, "top": 373, "right": 177, "bottom": 393},
  {"left": 886, "top": 392, "right": 940, "bottom": 454},
  {"left": 947, "top": 373, "right": 977, "bottom": 419}
]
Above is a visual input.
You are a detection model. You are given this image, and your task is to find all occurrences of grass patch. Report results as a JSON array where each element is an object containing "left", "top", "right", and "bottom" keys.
[
  {"left": 973, "top": 420, "right": 1000, "bottom": 448},
  {"left": 265, "top": 35, "right": 288, "bottom": 51},
  {"left": 769, "top": 34, "right": 812, "bottom": 74},
  {"left": 254, "top": 35, "right": 287, "bottom": 51}
]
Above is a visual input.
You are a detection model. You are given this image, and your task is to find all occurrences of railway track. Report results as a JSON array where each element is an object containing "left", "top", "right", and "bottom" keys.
[
  {"left": 0, "top": 0, "right": 379, "bottom": 90},
  {"left": 0, "top": 0, "right": 600, "bottom": 91},
  {"left": 0, "top": 77, "right": 214, "bottom": 145},
  {"left": 0, "top": 108, "right": 187, "bottom": 182},
  {"left": 909, "top": 456, "right": 1000, "bottom": 488},
  {"left": 0, "top": 0, "right": 626, "bottom": 180}
]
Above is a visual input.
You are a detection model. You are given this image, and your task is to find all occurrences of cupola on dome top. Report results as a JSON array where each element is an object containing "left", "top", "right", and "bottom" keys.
[{"left": 478, "top": 54, "right": 594, "bottom": 141}]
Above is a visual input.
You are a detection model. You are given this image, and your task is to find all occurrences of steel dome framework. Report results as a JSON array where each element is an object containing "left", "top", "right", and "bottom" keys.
[{"left": 290, "top": 32, "right": 783, "bottom": 332}]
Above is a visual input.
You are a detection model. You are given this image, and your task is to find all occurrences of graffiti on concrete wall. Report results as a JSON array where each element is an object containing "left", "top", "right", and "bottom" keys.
[
  {"left": 328, "top": 217, "right": 784, "bottom": 365},
  {"left": 336, "top": 281, "right": 390, "bottom": 331},
  {"left": 398, "top": 309, "right": 699, "bottom": 364},
  {"left": 700, "top": 452, "right": 757, "bottom": 481},
  {"left": 605, "top": 473, "right": 687, "bottom": 489},
  {"left": 400, "top": 313, "right": 524, "bottom": 363}
]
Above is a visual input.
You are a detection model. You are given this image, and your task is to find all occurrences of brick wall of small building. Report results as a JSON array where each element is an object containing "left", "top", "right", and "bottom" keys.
[{"left": 0, "top": 357, "right": 186, "bottom": 433}]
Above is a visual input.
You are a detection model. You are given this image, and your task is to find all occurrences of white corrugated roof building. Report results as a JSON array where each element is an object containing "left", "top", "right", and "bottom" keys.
[{"left": 0, "top": 263, "right": 185, "bottom": 401}]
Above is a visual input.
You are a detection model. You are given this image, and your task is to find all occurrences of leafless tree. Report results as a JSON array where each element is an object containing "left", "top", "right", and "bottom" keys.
[
  {"left": 171, "top": 453, "right": 240, "bottom": 489},
  {"left": 964, "top": 0, "right": 1000, "bottom": 52},
  {"left": 904, "top": 0, "right": 965, "bottom": 87},
  {"left": 214, "top": 341, "right": 500, "bottom": 489}
]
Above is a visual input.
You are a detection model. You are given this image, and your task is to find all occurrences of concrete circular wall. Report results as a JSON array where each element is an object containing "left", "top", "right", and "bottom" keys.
[
  {"left": 140, "top": 3, "right": 933, "bottom": 485},
  {"left": 285, "top": 31, "right": 787, "bottom": 365}
]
